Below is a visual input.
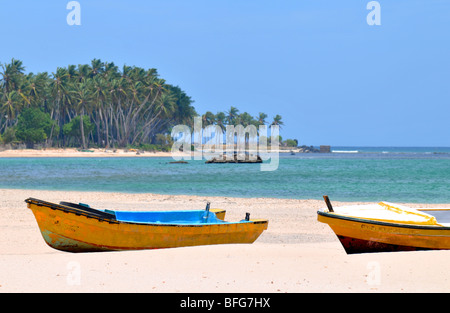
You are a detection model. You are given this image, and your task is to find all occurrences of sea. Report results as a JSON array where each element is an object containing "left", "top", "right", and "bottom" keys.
[{"left": 0, "top": 146, "right": 448, "bottom": 203}]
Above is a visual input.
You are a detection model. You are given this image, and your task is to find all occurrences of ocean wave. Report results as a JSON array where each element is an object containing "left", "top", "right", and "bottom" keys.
[{"left": 332, "top": 150, "right": 359, "bottom": 153}]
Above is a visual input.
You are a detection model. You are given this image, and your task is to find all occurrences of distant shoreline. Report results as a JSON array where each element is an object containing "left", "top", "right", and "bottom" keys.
[
  {"left": 0, "top": 147, "right": 298, "bottom": 158},
  {"left": 0, "top": 146, "right": 448, "bottom": 158},
  {"left": 0, "top": 148, "right": 174, "bottom": 158}
]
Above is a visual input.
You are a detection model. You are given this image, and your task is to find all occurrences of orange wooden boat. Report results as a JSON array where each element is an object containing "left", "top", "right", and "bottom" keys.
[
  {"left": 26, "top": 198, "right": 268, "bottom": 253},
  {"left": 318, "top": 196, "right": 450, "bottom": 254}
]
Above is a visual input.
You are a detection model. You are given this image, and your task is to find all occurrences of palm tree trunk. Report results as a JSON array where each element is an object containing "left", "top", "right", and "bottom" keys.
[{"left": 80, "top": 112, "right": 87, "bottom": 149}]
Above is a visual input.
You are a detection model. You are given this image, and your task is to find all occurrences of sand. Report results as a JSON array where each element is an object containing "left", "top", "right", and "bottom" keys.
[
  {"left": 0, "top": 148, "right": 174, "bottom": 158},
  {"left": 0, "top": 147, "right": 295, "bottom": 158},
  {"left": 1, "top": 188, "right": 450, "bottom": 293}
]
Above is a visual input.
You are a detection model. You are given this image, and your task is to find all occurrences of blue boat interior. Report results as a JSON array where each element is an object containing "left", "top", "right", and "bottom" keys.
[
  {"left": 113, "top": 210, "right": 231, "bottom": 225},
  {"left": 58, "top": 200, "right": 251, "bottom": 225}
]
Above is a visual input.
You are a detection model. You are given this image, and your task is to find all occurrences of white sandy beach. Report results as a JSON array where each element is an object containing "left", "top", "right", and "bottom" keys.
[
  {"left": 0, "top": 147, "right": 297, "bottom": 158},
  {"left": 1, "top": 188, "right": 450, "bottom": 293},
  {"left": 0, "top": 148, "right": 174, "bottom": 158}
]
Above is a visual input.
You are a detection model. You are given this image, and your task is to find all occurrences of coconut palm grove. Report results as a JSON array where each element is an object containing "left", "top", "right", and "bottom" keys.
[{"left": 0, "top": 58, "right": 287, "bottom": 150}]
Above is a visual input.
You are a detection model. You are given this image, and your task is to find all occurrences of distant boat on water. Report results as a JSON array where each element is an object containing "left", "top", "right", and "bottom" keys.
[{"left": 206, "top": 152, "right": 262, "bottom": 164}]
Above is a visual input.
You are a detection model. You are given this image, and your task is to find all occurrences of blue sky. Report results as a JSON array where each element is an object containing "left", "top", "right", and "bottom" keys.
[{"left": 0, "top": 1, "right": 449, "bottom": 146}]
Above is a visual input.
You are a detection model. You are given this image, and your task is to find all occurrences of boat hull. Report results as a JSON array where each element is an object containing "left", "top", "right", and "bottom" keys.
[
  {"left": 27, "top": 199, "right": 268, "bottom": 253},
  {"left": 318, "top": 211, "right": 450, "bottom": 254}
]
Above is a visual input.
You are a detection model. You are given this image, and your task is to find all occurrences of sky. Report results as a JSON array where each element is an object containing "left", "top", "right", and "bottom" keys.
[{"left": 0, "top": 0, "right": 449, "bottom": 147}]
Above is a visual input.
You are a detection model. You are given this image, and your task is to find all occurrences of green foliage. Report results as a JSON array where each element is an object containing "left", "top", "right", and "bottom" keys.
[
  {"left": 284, "top": 139, "right": 298, "bottom": 147},
  {"left": 2, "top": 128, "right": 16, "bottom": 144},
  {"left": 0, "top": 58, "right": 285, "bottom": 149},
  {"left": 15, "top": 107, "right": 57, "bottom": 148},
  {"left": 136, "top": 144, "right": 159, "bottom": 152},
  {"left": 155, "top": 133, "right": 173, "bottom": 146},
  {"left": 0, "top": 58, "right": 197, "bottom": 149},
  {"left": 63, "top": 116, "right": 94, "bottom": 145}
]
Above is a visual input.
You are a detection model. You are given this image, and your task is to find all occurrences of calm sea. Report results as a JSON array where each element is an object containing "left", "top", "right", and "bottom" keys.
[{"left": 0, "top": 146, "right": 448, "bottom": 203}]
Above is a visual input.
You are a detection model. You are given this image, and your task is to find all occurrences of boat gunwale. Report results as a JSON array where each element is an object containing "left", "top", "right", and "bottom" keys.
[
  {"left": 26, "top": 197, "right": 268, "bottom": 227},
  {"left": 317, "top": 210, "right": 450, "bottom": 231},
  {"left": 26, "top": 197, "right": 120, "bottom": 223}
]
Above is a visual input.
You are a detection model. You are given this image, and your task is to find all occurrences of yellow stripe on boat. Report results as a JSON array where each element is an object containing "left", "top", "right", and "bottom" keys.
[
  {"left": 376, "top": 202, "right": 439, "bottom": 225},
  {"left": 325, "top": 202, "right": 440, "bottom": 226}
]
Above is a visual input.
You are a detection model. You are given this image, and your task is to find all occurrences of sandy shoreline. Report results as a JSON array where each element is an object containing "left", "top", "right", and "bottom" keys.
[
  {"left": 1, "top": 188, "right": 450, "bottom": 293},
  {"left": 0, "top": 148, "right": 175, "bottom": 158},
  {"left": 0, "top": 147, "right": 297, "bottom": 158}
]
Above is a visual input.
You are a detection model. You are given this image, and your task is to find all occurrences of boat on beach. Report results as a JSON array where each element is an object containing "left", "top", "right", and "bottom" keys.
[
  {"left": 318, "top": 196, "right": 450, "bottom": 254},
  {"left": 26, "top": 198, "right": 268, "bottom": 253}
]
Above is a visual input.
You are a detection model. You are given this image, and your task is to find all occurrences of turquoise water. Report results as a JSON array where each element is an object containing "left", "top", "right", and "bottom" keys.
[{"left": 0, "top": 147, "right": 448, "bottom": 203}]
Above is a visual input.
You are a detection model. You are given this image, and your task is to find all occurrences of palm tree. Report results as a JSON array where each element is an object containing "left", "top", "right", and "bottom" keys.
[
  {"left": 215, "top": 111, "right": 226, "bottom": 131},
  {"left": 67, "top": 64, "right": 77, "bottom": 80},
  {"left": 102, "top": 61, "right": 119, "bottom": 80},
  {"left": 271, "top": 114, "right": 284, "bottom": 128},
  {"left": 16, "top": 75, "right": 33, "bottom": 108},
  {"left": 0, "top": 59, "right": 199, "bottom": 149},
  {"left": 28, "top": 72, "right": 51, "bottom": 109},
  {"left": 90, "top": 58, "right": 104, "bottom": 77},
  {"left": 51, "top": 67, "right": 73, "bottom": 145},
  {"left": 237, "top": 112, "right": 254, "bottom": 127},
  {"left": 137, "top": 91, "right": 175, "bottom": 144},
  {"left": 76, "top": 64, "right": 91, "bottom": 82},
  {"left": 202, "top": 111, "right": 215, "bottom": 127},
  {"left": 226, "top": 106, "right": 239, "bottom": 126},
  {"left": 72, "top": 80, "right": 93, "bottom": 149},
  {"left": 256, "top": 112, "right": 267, "bottom": 126},
  {"left": 0, "top": 59, "right": 25, "bottom": 93},
  {"left": 168, "top": 85, "right": 196, "bottom": 128},
  {"left": 1, "top": 91, "right": 21, "bottom": 131},
  {"left": 91, "top": 76, "right": 110, "bottom": 147}
]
